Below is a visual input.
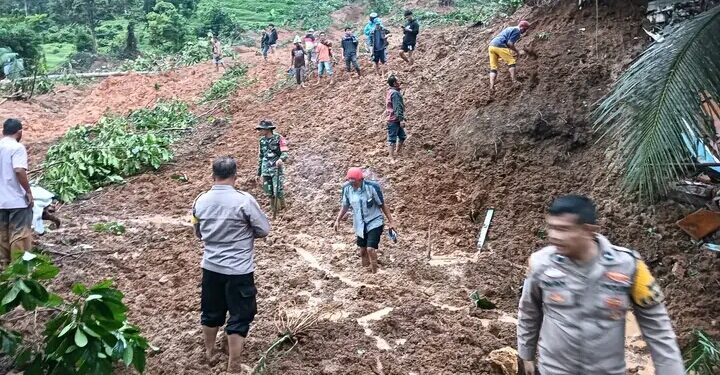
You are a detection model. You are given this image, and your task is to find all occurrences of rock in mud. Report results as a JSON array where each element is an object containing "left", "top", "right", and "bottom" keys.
[{"left": 487, "top": 346, "right": 519, "bottom": 375}]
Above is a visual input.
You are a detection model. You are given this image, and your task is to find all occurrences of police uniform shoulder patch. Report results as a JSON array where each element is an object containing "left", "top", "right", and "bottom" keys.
[{"left": 631, "top": 260, "right": 664, "bottom": 308}]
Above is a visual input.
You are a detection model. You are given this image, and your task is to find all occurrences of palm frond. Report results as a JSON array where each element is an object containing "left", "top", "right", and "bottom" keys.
[
  {"left": 593, "top": 7, "right": 720, "bottom": 200},
  {"left": 684, "top": 330, "right": 720, "bottom": 374}
]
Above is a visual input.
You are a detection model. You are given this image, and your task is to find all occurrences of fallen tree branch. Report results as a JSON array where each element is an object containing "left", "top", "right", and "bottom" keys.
[{"left": 197, "top": 99, "right": 228, "bottom": 118}]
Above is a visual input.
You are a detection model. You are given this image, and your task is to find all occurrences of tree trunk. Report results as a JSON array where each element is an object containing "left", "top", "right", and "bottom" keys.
[
  {"left": 90, "top": 26, "right": 98, "bottom": 53},
  {"left": 24, "top": 0, "right": 29, "bottom": 15}
]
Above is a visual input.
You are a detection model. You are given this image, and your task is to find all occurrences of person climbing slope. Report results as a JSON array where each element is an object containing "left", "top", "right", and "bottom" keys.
[
  {"left": 341, "top": 27, "right": 362, "bottom": 78},
  {"left": 488, "top": 20, "right": 530, "bottom": 92},
  {"left": 517, "top": 195, "right": 684, "bottom": 375},
  {"left": 256, "top": 120, "right": 289, "bottom": 216},
  {"left": 386, "top": 75, "right": 407, "bottom": 160},
  {"left": 333, "top": 167, "right": 396, "bottom": 274},
  {"left": 400, "top": 10, "right": 420, "bottom": 66},
  {"left": 290, "top": 35, "right": 306, "bottom": 88}
]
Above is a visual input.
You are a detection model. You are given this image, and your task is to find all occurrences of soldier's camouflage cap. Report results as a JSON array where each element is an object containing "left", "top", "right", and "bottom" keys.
[{"left": 255, "top": 120, "right": 276, "bottom": 130}]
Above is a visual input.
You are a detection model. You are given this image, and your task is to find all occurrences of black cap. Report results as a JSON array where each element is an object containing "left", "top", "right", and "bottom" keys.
[{"left": 404, "top": 10, "right": 413, "bottom": 16}]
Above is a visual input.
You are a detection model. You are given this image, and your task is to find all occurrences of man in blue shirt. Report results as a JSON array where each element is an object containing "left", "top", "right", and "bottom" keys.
[
  {"left": 333, "top": 167, "right": 396, "bottom": 273},
  {"left": 488, "top": 20, "right": 530, "bottom": 92}
]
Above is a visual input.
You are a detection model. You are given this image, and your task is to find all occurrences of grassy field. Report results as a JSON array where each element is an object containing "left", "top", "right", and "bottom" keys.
[
  {"left": 196, "top": 0, "right": 348, "bottom": 30},
  {"left": 42, "top": 42, "right": 76, "bottom": 71}
]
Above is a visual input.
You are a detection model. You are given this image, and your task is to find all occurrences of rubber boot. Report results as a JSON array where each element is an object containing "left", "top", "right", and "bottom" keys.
[
  {"left": 367, "top": 249, "right": 378, "bottom": 273},
  {"left": 360, "top": 248, "right": 370, "bottom": 267}
]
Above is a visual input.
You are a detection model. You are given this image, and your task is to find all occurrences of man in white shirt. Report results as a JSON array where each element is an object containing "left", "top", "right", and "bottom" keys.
[{"left": 0, "top": 119, "right": 33, "bottom": 267}]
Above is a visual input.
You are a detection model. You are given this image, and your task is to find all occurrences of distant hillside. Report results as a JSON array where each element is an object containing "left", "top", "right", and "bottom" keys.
[{"left": 195, "top": 0, "right": 350, "bottom": 30}]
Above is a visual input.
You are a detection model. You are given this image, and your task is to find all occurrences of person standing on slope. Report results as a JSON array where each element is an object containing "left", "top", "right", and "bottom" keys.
[
  {"left": 0, "top": 119, "right": 33, "bottom": 268},
  {"left": 268, "top": 24, "right": 278, "bottom": 54},
  {"left": 385, "top": 75, "right": 407, "bottom": 160},
  {"left": 260, "top": 26, "right": 271, "bottom": 61},
  {"left": 399, "top": 10, "right": 420, "bottom": 66},
  {"left": 517, "top": 195, "right": 684, "bottom": 375},
  {"left": 303, "top": 29, "right": 317, "bottom": 80},
  {"left": 211, "top": 35, "right": 225, "bottom": 72},
  {"left": 333, "top": 167, "right": 396, "bottom": 274},
  {"left": 369, "top": 19, "right": 390, "bottom": 77},
  {"left": 192, "top": 156, "right": 270, "bottom": 373},
  {"left": 315, "top": 32, "right": 335, "bottom": 86},
  {"left": 341, "top": 27, "right": 362, "bottom": 78},
  {"left": 290, "top": 35, "right": 307, "bottom": 88},
  {"left": 255, "top": 120, "right": 289, "bottom": 216},
  {"left": 488, "top": 20, "right": 530, "bottom": 91},
  {"left": 363, "top": 12, "right": 382, "bottom": 56}
]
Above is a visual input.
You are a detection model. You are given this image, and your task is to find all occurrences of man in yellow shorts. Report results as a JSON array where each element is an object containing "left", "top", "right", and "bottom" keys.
[{"left": 488, "top": 20, "right": 530, "bottom": 92}]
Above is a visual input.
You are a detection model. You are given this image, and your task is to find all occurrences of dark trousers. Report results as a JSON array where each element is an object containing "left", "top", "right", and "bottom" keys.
[{"left": 200, "top": 269, "right": 257, "bottom": 337}]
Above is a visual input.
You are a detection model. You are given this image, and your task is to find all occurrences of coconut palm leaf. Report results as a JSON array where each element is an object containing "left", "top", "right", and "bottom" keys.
[
  {"left": 684, "top": 330, "right": 720, "bottom": 374},
  {"left": 593, "top": 6, "right": 720, "bottom": 200}
]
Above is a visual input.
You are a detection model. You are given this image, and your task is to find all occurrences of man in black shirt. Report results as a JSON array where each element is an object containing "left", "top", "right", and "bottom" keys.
[
  {"left": 268, "top": 24, "right": 278, "bottom": 54},
  {"left": 341, "top": 27, "right": 362, "bottom": 77},
  {"left": 400, "top": 10, "right": 420, "bottom": 65}
]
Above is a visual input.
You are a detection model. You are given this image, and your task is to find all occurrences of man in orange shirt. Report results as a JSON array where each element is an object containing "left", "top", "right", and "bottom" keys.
[{"left": 315, "top": 32, "right": 334, "bottom": 85}]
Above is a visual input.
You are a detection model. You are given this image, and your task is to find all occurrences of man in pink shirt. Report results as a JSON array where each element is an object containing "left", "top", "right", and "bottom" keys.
[{"left": 315, "top": 32, "right": 334, "bottom": 85}]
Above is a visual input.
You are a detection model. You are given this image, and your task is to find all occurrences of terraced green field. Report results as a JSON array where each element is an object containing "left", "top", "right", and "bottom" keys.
[{"left": 197, "top": 0, "right": 349, "bottom": 30}]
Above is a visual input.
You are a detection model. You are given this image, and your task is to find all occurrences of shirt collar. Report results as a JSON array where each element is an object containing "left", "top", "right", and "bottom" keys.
[{"left": 211, "top": 185, "right": 235, "bottom": 191}]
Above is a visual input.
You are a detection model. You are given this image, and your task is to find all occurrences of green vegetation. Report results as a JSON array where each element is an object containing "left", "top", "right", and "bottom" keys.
[
  {"left": 41, "top": 42, "right": 76, "bottom": 71},
  {"left": 408, "top": 0, "right": 523, "bottom": 26},
  {"left": 194, "top": 0, "right": 346, "bottom": 31},
  {"left": 684, "top": 330, "right": 720, "bottom": 375},
  {"left": 93, "top": 222, "right": 127, "bottom": 235},
  {"left": 593, "top": 7, "right": 720, "bottom": 199},
  {"left": 0, "top": 252, "right": 152, "bottom": 374},
  {"left": 0, "top": 0, "right": 350, "bottom": 76},
  {"left": 203, "top": 64, "right": 249, "bottom": 102},
  {"left": 40, "top": 101, "right": 196, "bottom": 202}
]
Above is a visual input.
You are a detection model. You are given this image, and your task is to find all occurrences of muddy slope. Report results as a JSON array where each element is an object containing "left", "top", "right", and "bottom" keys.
[{"left": 5, "top": 1, "right": 719, "bottom": 374}]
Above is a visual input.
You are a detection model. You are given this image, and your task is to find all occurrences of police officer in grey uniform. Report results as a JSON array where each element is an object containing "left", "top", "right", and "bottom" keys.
[{"left": 517, "top": 195, "right": 684, "bottom": 375}]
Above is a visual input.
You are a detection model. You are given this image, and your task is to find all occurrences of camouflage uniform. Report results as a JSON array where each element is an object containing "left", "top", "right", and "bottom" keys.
[{"left": 257, "top": 133, "right": 288, "bottom": 198}]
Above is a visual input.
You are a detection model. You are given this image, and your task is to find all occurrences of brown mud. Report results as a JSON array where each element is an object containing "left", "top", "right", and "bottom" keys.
[{"left": 3, "top": 1, "right": 719, "bottom": 374}]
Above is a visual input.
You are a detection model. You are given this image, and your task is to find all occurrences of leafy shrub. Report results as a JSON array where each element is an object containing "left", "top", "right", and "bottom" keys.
[
  {"left": 40, "top": 101, "right": 196, "bottom": 202},
  {"left": 0, "top": 252, "right": 152, "bottom": 374},
  {"left": 74, "top": 29, "right": 95, "bottom": 53},
  {"left": 93, "top": 222, "right": 126, "bottom": 235},
  {"left": 0, "top": 21, "right": 42, "bottom": 66},
  {"left": 147, "top": 1, "right": 188, "bottom": 52},
  {"left": 203, "top": 64, "right": 248, "bottom": 102},
  {"left": 122, "top": 38, "right": 211, "bottom": 71},
  {"left": 195, "top": 6, "right": 236, "bottom": 37}
]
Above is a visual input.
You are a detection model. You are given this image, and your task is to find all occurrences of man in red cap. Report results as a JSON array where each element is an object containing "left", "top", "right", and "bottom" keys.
[
  {"left": 333, "top": 168, "right": 396, "bottom": 273},
  {"left": 488, "top": 20, "right": 530, "bottom": 92}
]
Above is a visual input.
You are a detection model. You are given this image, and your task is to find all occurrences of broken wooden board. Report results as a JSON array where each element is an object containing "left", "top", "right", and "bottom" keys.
[{"left": 676, "top": 209, "right": 720, "bottom": 240}]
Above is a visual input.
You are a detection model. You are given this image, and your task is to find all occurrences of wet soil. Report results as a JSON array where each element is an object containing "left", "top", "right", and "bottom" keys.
[{"left": 3, "top": 1, "right": 720, "bottom": 374}]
